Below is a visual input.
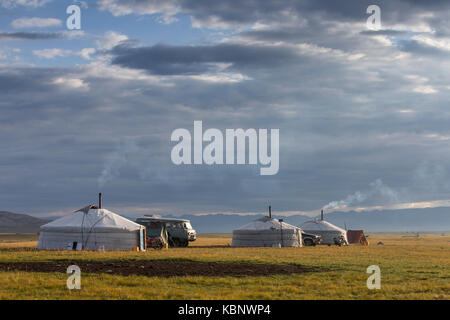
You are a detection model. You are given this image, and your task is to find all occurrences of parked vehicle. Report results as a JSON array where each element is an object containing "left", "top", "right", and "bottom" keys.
[
  {"left": 302, "top": 231, "right": 322, "bottom": 246},
  {"left": 144, "top": 220, "right": 168, "bottom": 249},
  {"left": 136, "top": 215, "right": 197, "bottom": 248},
  {"left": 166, "top": 220, "right": 197, "bottom": 247}
]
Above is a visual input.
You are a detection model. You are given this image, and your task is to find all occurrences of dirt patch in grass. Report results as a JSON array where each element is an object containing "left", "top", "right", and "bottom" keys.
[{"left": 0, "top": 260, "right": 321, "bottom": 278}]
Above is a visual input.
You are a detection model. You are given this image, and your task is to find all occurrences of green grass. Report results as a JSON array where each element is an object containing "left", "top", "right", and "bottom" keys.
[{"left": 0, "top": 233, "right": 449, "bottom": 299}]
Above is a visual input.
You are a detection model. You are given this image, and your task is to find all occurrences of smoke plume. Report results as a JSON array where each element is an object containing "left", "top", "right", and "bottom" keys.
[
  {"left": 98, "top": 140, "right": 139, "bottom": 188},
  {"left": 322, "top": 178, "right": 398, "bottom": 210}
]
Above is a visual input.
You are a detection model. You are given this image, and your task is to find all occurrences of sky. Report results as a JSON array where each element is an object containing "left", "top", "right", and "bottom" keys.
[{"left": 2, "top": 0, "right": 450, "bottom": 218}]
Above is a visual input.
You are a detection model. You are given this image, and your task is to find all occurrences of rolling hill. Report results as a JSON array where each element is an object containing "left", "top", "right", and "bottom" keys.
[
  {"left": 166, "top": 207, "right": 450, "bottom": 233},
  {"left": 5, "top": 206, "right": 449, "bottom": 234},
  {"left": 0, "top": 211, "right": 47, "bottom": 233}
]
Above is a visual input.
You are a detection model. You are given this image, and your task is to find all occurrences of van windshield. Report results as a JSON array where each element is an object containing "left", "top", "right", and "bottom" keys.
[{"left": 184, "top": 222, "right": 192, "bottom": 229}]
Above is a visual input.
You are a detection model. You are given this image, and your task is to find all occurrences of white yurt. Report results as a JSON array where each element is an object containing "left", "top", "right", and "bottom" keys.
[
  {"left": 232, "top": 216, "right": 302, "bottom": 247},
  {"left": 300, "top": 219, "right": 348, "bottom": 245},
  {"left": 37, "top": 205, "right": 146, "bottom": 251}
]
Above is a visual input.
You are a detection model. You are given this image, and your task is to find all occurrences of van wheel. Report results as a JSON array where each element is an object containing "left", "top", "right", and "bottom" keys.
[{"left": 304, "top": 239, "right": 313, "bottom": 246}]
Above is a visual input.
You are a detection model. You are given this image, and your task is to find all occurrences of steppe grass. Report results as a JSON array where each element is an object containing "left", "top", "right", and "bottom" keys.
[{"left": 0, "top": 233, "right": 448, "bottom": 299}]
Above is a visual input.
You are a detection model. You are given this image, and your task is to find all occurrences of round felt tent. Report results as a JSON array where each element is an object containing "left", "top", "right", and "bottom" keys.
[
  {"left": 37, "top": 207, "right": 146, "bottom": 251},
  {"left": 300, "top": 219, "right": 348, "bottom": 245},
  {"left": 232, "top": 216, "right": 302, "bottom": 247}
]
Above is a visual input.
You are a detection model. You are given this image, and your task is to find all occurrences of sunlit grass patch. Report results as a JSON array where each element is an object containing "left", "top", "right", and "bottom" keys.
[{"left": 0, "top": 233, "right": 448, "bottom": 299}]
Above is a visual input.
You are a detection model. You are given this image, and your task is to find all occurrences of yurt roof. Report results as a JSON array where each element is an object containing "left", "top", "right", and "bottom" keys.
[
  {"left": 40, "top": 208, "right": 142, "bottom": 232},
  {"left": 300, "top": 219, "right": 346, "bottom": 233},
  {"left": 236, "top": 216, "right": 299, "bottom": 231}
]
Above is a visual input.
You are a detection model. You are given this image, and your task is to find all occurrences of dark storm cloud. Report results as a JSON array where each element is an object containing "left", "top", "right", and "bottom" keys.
[
  {"left": 0, "top": 31, "right": 62, "bottom": 40},
  {"left": 99, "top": 0, "right": 450, "bottom": 27},
  {"left": 3, "top": 51, "right": 450, "bottom": 216},
  {"left": 359, "top": 30, "right": 406, "bottom": 36},
  {"left": 0, "top": 68, "right": 56, "bottom": 93},
  {"left": 109, "top": 43, "right": 298, "bottom": 75}
]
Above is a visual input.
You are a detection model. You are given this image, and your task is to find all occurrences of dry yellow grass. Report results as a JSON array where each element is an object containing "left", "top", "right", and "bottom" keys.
[
  {"left": 0, "top": 241, "right": 38, "bottom": 248},
  {"left": 0, "top": 234, "right": 38, "bottom": 244},
  {"left": 0, "top": 233, "right": 448, "bottom": 299}
]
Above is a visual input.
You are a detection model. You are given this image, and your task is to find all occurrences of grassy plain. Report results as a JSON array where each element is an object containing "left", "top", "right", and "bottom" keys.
[{"left": 0, "top": 233, "right": 448, "bottom": 300}]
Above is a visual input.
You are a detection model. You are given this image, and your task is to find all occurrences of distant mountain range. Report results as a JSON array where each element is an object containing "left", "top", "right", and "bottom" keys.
[
  {"left": 164, "top": 207, "right": 450, "bottom": 233},
  {"left": 0, "top": 211, "right": 48, "bottom": 233},
  {"left": 1, "top": 207, "right": 449, "bottom": 234}
]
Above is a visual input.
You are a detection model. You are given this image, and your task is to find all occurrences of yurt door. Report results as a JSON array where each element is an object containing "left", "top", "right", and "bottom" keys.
[{"left": 139, "top": 228, "right": 146, "bottom": 251}]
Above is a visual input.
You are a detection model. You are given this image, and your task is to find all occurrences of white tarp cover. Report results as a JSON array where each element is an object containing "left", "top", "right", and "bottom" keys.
[
  {"left": 37, "top": 208, "right": 144, "bottom": 251},
  {"left": 232, "top": 216, "right": 302, "bottom": 247},
  {"left": 300, "top": 219, "right": 348, "bottom": 245}
]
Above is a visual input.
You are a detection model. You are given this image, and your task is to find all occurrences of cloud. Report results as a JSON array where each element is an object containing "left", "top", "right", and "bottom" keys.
[
  {"left": 0, "top": 31, "right": 61, "bottom": 40},
  {"left": 109, "top": 42, "right": 300, "bottom": 75},
  {"left": 4, "top": 0, "right": 450, "bottom": 218},
  {"left": 52, "top": 77, "right": 90, "bottom": 91},
  {"left": 96, "top": 0, "right": 450, "bottom": 32},
  {"left": 29, "top": 31, "right": 130, "bottom": 62},
  {"left": 73, "top": 0, "right": 88, "bottom": 9},
  {"left": 96, "top": 31, "right": 129, "bottom": 50},
  {"left": 33, "top": 48, "right": 73, "bottom": 59},
  {"left": 98, "top": 0, "right": 179, "bottom": 23},
  {"left": 0, "top": 30, "right": 86, "bottom": 41},
  {"left": 413, "top": 85, "right": 438, "bottom": 94},
  {"left": 33, "top": 48, "right": 95, "bottom": 60},
  {"left": 404, "top": 74, "right": 439, "bottom": 94},
  {"left": 79, "top": 48, "right": 95, "bottom": 60},
  {"left": 412, "top": 34, "right": 450, "bottom": 51},
  {"left": 11, "top": 17, "right": 62, "bottom": 29},
  {"left": 1, "top": 0, "right": 51, "bottom": 8},
  {"left": 0, "top": 47, "right": 21, "bottom": 61}
]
